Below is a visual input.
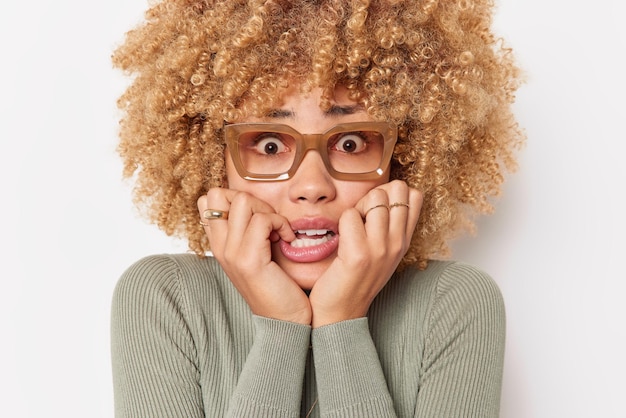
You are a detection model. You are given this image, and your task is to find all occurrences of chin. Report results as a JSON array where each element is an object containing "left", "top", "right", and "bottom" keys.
[{"left": 279, "top": 259, "right": 332, "bottom": 291}]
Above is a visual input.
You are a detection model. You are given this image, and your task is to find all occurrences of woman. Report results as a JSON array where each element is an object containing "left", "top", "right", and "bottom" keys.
[{"left": 111, "top": 0, "right": 523, "bottom": 416}]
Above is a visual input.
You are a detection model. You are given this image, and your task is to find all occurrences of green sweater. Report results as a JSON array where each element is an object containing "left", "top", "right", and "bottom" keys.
[{"left": 111, "top": 254, "right": 505, "bottom": 417}]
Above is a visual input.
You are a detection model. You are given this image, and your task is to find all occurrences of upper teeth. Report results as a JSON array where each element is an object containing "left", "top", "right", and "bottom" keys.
[{"left": 296, "top": 229, "right": 329, "bottom": 236}]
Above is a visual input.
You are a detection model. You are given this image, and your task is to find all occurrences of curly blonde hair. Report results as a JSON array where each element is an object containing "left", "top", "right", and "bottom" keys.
[{"left": 113, "top": 0, "right": 524, "bottom": 269}]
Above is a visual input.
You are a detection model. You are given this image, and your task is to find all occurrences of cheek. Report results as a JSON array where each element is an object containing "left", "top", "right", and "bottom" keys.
[
  {"left": 225, "top": 152, "right": 282, "bottom": 200},
  {"left": 336, "top": 177, "right": 388, "bottom": 205}
]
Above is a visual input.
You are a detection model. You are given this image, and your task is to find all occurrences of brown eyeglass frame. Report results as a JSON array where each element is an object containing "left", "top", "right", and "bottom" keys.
[{"left": 224, "top": 121, "right": 397, "bottom": 181}]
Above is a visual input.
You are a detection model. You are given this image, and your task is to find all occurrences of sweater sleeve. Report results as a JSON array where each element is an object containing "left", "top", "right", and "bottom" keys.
[
  {"left": 416, "top": 263, "right": 506, "bottom": 417},
  {"left": 226, "top": 316, "right": 311, "bottom": 417},
  {"left": 111, "top": 255, "right": 312, "bottom": 418},
  {"left": 110, "top": 256, "right": 204, "bottom": 418},
  {"left": 312, "top": 318, "right": 396, "bottom": 417}
]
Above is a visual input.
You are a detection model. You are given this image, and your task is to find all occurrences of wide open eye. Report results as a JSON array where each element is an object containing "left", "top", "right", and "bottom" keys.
[
  {"left": 251, "top": 134, "right": 289, "bottom": 155},
  {"left": 331, "top": 132, "right": 368, "bottom": 153}
]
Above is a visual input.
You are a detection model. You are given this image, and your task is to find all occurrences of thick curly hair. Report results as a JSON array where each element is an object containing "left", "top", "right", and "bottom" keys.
[{"left": 113, "top": 0, "right": 524, "bottom": 269}]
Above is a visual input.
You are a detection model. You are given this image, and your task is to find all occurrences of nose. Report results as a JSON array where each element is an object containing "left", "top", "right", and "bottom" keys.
[{"left": 288, "top": 150, "right": 336, "bottom": 203}]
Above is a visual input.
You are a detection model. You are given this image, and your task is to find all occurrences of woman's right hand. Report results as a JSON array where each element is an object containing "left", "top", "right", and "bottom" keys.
[{"left": 198, "top": 188, "right": 312, "bottom": 325}]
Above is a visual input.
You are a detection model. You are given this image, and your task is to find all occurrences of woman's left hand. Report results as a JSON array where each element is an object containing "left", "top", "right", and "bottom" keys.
[{"left": 308, "top": 180, "right": 423, "bottom": 328}]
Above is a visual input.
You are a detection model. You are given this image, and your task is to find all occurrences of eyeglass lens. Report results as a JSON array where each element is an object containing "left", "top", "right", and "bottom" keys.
[{"left": 235, "top": 128, "right": 386, "bottom": 176}]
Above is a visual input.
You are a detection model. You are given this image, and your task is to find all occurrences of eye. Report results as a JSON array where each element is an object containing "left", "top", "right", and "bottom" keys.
[
  {"left": 252, "top": 134, "right": 288, "bottom": 155},
  {"left": 331, "top": 133, "right": 367, "bottom": 153}
]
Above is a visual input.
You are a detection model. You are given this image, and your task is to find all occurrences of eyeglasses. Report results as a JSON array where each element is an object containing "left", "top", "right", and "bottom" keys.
[{"left": 224, "top": 121, "right": 397, "bottom": 181}]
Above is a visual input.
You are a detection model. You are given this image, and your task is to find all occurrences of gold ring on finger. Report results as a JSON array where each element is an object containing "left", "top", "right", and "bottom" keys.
[
  {"left": 389, "top": 202, "right": 410, "bottom": 209},
  {"left": 365, "top": 203, "right": 389, "bottom": 217},
  {"left": 203, "top": 209, "right": 229, "bottom": 220}
]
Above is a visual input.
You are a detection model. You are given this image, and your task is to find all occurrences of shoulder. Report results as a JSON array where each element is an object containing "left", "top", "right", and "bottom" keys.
[
  {"left": 376, "top": 260, "right": 505, "bottom": 337},
  {"left": 112, "top": 254, "right": 225, "bottom": 312},
  {"left": 393, "top": 260, "right": 504, "bottom": 310},
  {"left": 431, "top": 261, "right": 503, "bottom": 305},
  {"left": 117, "top": 253, "right": 222, "bottom": 277},
  {"left": 412, "top": 261, "right": 506, "bottom": 347},
  {"left": 431, "top": 261, "right": 505, "bottom": 319}
]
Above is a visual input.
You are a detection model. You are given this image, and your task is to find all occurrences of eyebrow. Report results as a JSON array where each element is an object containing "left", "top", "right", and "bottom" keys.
[{"left": 266, "top": 104, "right": 365, "bottom": 119}]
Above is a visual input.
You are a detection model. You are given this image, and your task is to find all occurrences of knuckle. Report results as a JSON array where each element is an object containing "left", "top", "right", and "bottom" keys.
[
  {"left": 390, "top": 240, "right": 407, "bottom": 258},
  {"left": 389, "top": 179, "right": 408, "bottom": 193},
  {"left": 230, "top": 190, "right": 254, "bottom": 210},
  {"left": 205, "top": 187, "right": 223, "bottom": 203},
  {"left": 369, "top": 188, "right": 389, "bottom": 203},
  {"left": 248, "top": 212, "right": 269, "bottom": 229},
  {"left": 345, "top": 245, "right": 371, "bottom": 267},
  {"left": 370, "top": 246, "right": 388, "bottom": 261},
  {"left": 197, "top": 194, "right": 207, "bottom": 209},
  {"left": 229, "top": 190, "right": 244, "bottom": 206}
]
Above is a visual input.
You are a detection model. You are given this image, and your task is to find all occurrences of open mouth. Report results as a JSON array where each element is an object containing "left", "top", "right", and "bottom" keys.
[
  {"left": 290, "top": 229, "right": 336, "bottom": 248},
  {"left": 278, "top": 223, "right": 339, "bottom": 263}
]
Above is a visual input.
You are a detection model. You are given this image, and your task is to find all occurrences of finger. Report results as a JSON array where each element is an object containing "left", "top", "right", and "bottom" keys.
[
  {"left": 335, "top": 208, "right": 368, "bottom": 261},
  {"left": 358, "top": 188, "right": 390, "bottom": 244},
  {"left": 197, "top": 188, "right": 233, "bottom": 221},
  {"left": 225, "top": 191, "right": 295, "bottom": 244},
  {"left": 374, "top": 181, "right": 421, "bottom": 242},
  {"left": 405, "top": 188, "right": 423, "bottom": 238},
  {"left": 383, "top": 182, "right": 411, "bottom": 241},
  {"left": 197, "top": 189, "right": 233, "bottom": 255},
  {"left": 201, "top": 190, "right": 295, "bottom": 261},
  {"left": 249, "top": 212, "right": 296, "bottom": 244}
]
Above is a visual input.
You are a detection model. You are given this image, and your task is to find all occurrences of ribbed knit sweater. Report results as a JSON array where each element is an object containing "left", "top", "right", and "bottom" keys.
[{"left": 111, "top": 254, "right": 505, "bottom": 417}]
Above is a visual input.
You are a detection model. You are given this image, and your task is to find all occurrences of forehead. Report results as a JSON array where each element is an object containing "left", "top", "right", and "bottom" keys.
[{"left": 240, "top": 84, "right": 369, "bottom": 124}]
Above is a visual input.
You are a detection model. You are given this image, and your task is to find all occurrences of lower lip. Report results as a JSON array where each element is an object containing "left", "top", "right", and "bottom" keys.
[{"left": 278, "top": 234, "right": 339, "bottom": 263}]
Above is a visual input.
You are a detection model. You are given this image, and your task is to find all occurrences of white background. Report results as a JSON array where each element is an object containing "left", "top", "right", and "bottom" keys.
[{"left": 1, "top": 0, "right": 624, "bottom": 417}]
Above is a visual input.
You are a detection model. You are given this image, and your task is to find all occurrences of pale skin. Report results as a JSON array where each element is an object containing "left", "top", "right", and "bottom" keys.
[{"left": 197, "top": 85, "right": 423, "bottom": 328}]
